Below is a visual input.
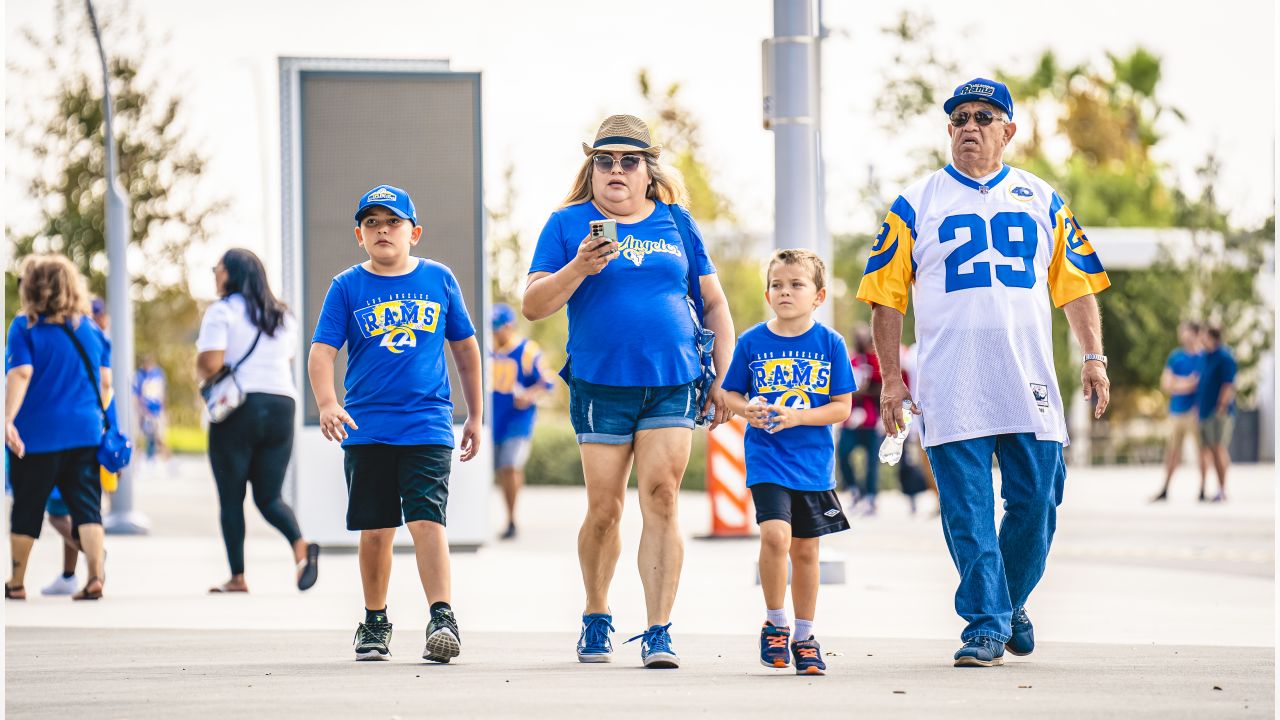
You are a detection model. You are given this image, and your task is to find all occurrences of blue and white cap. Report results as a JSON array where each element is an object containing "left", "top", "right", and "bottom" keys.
[
  {"left": 943, "top": 78, "right": 1014, "bottom": 120},
  {"left": 492, "top": 303, "right": 517, "bottom": 330},
  {"left": 355, "top": 184, "right": 418, "bottom": 226}
]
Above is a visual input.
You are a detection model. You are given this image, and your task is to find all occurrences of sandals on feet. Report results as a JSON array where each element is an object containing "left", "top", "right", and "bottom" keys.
[
  {"left": 208, "top": 582, "right": 249, "bottom": 594},
  {"left": 5, "top": 583, "right": 26, "bottom": 600},
  {"left": 72, "top": 577, "right": 103, "bottom": 601},
  {"left": 297, "top": 543, "right": 320, "bottom": 591}
]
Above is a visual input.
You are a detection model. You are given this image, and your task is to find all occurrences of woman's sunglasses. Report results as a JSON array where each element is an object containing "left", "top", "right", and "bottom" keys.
[
  {"left": 949, "top": 109, "right": 1004, "bottom": 128},
  {"left": 592, "top": 154, "right": 644, "bottom": 173}
]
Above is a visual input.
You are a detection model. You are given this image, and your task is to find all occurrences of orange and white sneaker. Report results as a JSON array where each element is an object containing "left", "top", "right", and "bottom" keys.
[
  {"left": 759, "top": 622, "right": 791, "bottom": 668},
  {"left": 791, "top": 636, "right": 826, "bottom": 675}
]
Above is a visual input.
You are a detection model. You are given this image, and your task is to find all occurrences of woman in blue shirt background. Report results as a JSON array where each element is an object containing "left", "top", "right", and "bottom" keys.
[
  {"left": 5, "top": 254, "right": 111, "bottom": 601},
  {"left": 523, "top": 115, "right": 735, "bottom": 668}
]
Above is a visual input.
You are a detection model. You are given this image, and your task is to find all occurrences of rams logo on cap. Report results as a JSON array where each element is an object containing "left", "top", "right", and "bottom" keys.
[
  {"left": 367, "top": 188, "right": 397, "bottom": 202},
  {"left": 960, "top": 83, "right": 996, "bottom": 97},
  {"left": 1010, "top": 186, "right": 1034, "bottom": 202}
]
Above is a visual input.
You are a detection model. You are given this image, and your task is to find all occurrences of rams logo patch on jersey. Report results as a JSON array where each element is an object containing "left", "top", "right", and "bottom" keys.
[
  {"left": 354, "top": 297, "right": 442, "bottom": 353},
  {"left": 1010, "top": 186, "right": 1034, "bottom": 201},
  {"left": 749, "top": 358, "right": 833, "bottom": 404}
]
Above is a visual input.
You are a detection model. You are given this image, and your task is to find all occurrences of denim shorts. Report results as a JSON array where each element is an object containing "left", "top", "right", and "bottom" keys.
[{"left": 569, "top": 376, "right": 697, "bottom": 445}]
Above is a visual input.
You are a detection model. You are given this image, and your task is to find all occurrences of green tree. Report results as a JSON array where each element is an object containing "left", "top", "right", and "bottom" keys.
[{"left": 7, "top": 3, "right": 222, "bottom": 428}]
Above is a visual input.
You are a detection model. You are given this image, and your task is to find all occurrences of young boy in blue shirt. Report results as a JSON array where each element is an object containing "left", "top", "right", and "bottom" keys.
[
  {"left": 721, "top": 249, "right": 855, "bottom": 675},
  {"left": 308, "top": 185, "right": 483, "bottom": 663}
]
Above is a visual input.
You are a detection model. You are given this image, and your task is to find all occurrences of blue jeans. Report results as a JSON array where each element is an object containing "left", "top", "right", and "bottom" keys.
[
  {"left": 837, "top": 427, "right": 879, "bottom": 497},
  {"left": 568, "top": 376, "right": 697, "bottom": 445},
  {"left": 926, "top": 433, "right": 1065, "bottom": 643}
]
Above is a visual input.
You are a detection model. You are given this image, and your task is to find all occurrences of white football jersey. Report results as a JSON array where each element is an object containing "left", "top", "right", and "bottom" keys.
[{"left": 856, "top": 164, "right": 1110, "bottom": 448}]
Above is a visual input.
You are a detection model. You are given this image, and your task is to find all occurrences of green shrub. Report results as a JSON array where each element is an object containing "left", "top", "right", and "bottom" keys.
[{"left": 167, "top": 424, "right": 207, "bottom": 455}]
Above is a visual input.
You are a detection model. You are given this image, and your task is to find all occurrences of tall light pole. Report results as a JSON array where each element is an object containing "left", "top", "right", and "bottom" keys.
[
  {"left": 765, "top": 0, "right": 830, "bottom": 324},
  {"left": 86, "top": 0, "right": 148, "bottom": 535}
]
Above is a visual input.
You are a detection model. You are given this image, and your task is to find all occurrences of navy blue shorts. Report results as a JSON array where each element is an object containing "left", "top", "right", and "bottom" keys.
[
  {"left": 343, "top": 444, "right": 452, "bottom": 530},
  {"left": 568, "top": 376, "right": 697, "bottom": 445},
  {"left": 750, "top": 483, "right": 850, "bottom": 539}
]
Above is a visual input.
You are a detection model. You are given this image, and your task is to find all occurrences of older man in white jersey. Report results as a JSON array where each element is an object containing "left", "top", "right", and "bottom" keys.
[{"left": 857, "top": 78, "right": 1111, "bottom": 667}]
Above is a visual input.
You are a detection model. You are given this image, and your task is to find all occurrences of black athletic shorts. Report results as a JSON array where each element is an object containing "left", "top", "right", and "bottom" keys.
[
  {"left": 750, "top": 483, "right": 850, "bottom": 539},
  {"left": 343, "top": 444, "right": 452, "bottom": 531},
  {"left": 8, "top": 446, "right": 102, "bottom": 538}
]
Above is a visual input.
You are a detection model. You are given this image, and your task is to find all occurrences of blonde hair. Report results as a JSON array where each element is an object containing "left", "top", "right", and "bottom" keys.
[
  {"left": 559, "top": 152, "right": 689, "bottom": 209},
  {"left": 19, "top": 254, "right": 91, "bottom": 326},
  {"left": 767, "top": 249, "right": 827, "bottom": 291}
]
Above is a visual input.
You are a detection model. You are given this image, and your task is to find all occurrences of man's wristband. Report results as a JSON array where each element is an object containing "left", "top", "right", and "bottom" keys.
[{"left": 1083, "top": 353, "right": 1108, "bottom": 367}]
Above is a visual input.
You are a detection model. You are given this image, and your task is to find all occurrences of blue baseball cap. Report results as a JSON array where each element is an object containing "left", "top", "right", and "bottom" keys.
[
  {"left": 492, "top": 303, "right": 517, "bottom": 330},
  {"left": 943, "top": 78, "right": 1014, "bottom": 120},
  {"left": 354, "top": 184, "right": 418, "bottom": 226},
  {"left": 91, "top": 297, "right": 105, "bottom": 315}
]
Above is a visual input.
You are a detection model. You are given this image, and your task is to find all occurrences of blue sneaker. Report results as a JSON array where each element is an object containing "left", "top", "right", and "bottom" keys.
[
  {"left": 1006, "top": 608, "right": 1035, "bottom": 656},
  {"left": 760, "top": 623, "right": 791, "bottom": 668},
  {"left": 624, "top": 623, "right": 680, "bottom": 668},
  {"left": 791, "top": 636, "right": 826, "bottom": 675},
  {"left": 577, "top": 613, "right": 615, "bottom": 663},
  {"left": 953, "top": 637, "right": 1005, "bottom": 667}
]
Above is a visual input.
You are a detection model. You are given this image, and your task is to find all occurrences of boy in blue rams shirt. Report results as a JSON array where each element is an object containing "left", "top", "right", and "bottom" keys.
[
  {"left": 721, "top": 249, "right": 855, "bottom": 675},
  {"left": 309, "top": 185, "right": 483, "bottom": 663},
  {"left": 490, "top": 303, "right": 554, "bottom": 540}
]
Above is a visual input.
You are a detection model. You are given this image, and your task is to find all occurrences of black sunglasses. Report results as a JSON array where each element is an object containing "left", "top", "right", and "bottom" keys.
[
  {"left": 949, "top": 109, "right": 1004, "bottom": 127},
  {"left": 592, "top": 154, "right": 644, "bottom": 173}
]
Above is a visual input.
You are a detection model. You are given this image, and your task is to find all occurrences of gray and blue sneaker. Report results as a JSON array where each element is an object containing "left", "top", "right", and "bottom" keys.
[
  {"left": 423, "top": 607, "right": 461, "bottom": 663},
  {"left": 953, "top": 637, "right": 1005, "bottom": 667},
  {"left": 625, "top": 623, "right": 679, "bottom": 669},
  {"left": 354, "top": 619, "right": 393, "bottom": 661},
  {"left": 1006, "top": 607, "right": 1035, "bottom": 656},
  {"left": 577, "top": 613, "right": 616, "bottom": 663}
]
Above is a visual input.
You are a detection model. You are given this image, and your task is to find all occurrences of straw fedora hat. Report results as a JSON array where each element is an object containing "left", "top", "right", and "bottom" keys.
[{"left": 582, "top": 114, "right": 663, "bottom": 156}]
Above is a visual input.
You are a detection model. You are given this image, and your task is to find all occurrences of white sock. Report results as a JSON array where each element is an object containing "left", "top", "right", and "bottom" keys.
[
  {"left": 794, "top": 619, "right": 814, "bottom": 641},
  {"left": 766, "top": 608, "right": 788, "bottom": 628}
]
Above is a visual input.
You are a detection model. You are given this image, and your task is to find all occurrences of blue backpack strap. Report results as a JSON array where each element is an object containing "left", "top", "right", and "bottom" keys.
[{"left": 667, "top": 202, "right": 704, "bottom": 322}]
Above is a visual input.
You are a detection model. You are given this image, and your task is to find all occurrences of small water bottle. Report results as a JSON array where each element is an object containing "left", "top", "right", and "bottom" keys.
[
  {"left": 878, "top": 400, "right": 915, "bottom": 465},
  {"left": 748, "top": 395, "right": 780, "bottom": 434}
]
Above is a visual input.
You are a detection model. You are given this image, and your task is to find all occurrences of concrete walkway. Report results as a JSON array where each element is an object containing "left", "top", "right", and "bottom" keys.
[{"left": 4, "top": 458, "right": 1274, "bottom": 717}]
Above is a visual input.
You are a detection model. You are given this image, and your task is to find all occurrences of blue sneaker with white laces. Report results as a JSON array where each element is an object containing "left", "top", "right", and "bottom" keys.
[
  {"left": 953, "top": 637, "right": 1005, "bottom": 667},
  {"left": 577, "top": 613, "right": 615, "bottom": 663},
  {"left": 624, "top": 623, "right": 679, "bottom": 668},
  {"left": 1006, "top": 607, "right": 1035, "bottom": 656}
]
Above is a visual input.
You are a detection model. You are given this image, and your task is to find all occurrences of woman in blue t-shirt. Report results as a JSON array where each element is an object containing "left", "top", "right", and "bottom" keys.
[
  {"left": 5, "top": 254, "right": 111, "bottom": 601},
  {"left": 523, "top": 115, "right": 735, "bottom": 668}
]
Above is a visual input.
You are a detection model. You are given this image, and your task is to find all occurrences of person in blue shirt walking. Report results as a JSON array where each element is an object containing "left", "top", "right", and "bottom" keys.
[
  {"left": 721, "top": 249, "right": 855, "bottom": 676},
  {"left": 1196, "top": 326, "right": 1237, "bottom": 502},
  {"left": 490, "top": 303, "right": 554, "bottom": 540},
  {"left": 523, "top": 115, "right": 736, "bottom": 668},
  {"left": 5, "top": 254, "right": 111, "bottom": 601},
  {"left": 133, "top": 355, "right": 171, "bottom": 466},
  {"left": 1152, "top": 321, "right": 1205, "bottom": 502},
  {"left": 309, "top": 185, "right": 483, "bottom": 663}
]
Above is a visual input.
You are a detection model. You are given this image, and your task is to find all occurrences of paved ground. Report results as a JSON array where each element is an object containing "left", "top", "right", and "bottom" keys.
[
  {"left": 6, "top": 630, "right": 1272, "bottom": 719},
  {"left": 4, "top": 457, "right": 1274, "bottom": 717}
]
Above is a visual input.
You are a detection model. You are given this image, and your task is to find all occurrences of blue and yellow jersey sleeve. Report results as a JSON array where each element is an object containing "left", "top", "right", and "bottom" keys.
[
  {"left": 855, "top": 196, "right": 917, "bottom": 313},
  {"left": 1047, "top": 193, "right": 1110, "bottom": 307}
]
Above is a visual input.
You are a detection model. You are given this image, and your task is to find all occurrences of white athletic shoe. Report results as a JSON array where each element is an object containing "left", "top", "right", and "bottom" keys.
[{"left": 41, "top": 574, "right": 78, "bottom": 596}]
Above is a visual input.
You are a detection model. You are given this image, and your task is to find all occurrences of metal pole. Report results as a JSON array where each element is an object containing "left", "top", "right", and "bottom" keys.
[
  {"left": 86, "top": 0, "right": 148, "bottom": 534},
  {"left": 769, "top": 0, "right": 830, "bottom": 324}
]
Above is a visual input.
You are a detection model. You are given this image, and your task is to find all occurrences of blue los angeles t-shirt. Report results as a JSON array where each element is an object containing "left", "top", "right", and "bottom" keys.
[
  {"left": 528, "top": 201, "right": 716, "bottom": 387},
  {"left": 491, "top": 337, "right": 555, "bottom": 444},
  {"left": 1165, "top": 348, "right": 1200, "bottom": 415},
  {"left": 312, "top": 258, "right": 476, "bottom": 447},
  {"left": 6, "top": 315, "right": 112, "bottom": 454},
  {"left": 721, "top": 322, "right": 856, "bottom": 492}
]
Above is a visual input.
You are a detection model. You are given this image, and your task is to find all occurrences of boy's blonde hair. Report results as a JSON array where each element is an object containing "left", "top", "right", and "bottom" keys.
[
  {"left": 766, "top": 248, "right": 826, "bottom": 291},
  {"left": 19, "top": 253, "right": 90, "bottom": 326}
]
